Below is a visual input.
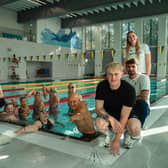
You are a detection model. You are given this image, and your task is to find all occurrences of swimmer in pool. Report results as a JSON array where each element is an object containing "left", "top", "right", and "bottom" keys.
[
  {"left": 43, "top": 86, "right": 60, "bottom": 120},
  {"left": 15, "top": 111, "right": 54, "bottom": 134},
  {"left": 69, "top": 92, "right": 96, "bottom": 141},
  {"left": 27, "top": 90, "right": 45, "bottom": 120}
]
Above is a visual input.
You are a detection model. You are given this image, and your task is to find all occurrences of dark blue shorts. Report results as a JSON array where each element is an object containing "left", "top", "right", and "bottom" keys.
[{"left": 129, "top": 100, "right": 150, "bottom": 126}]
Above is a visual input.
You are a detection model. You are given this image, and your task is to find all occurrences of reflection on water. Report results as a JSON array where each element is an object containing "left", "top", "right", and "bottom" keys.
[{"left": 150, "top": 78, "right": 168, "bottom": 103}]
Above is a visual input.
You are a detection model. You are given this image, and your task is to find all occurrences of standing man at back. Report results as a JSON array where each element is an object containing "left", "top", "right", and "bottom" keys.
[
  {"left": 122, "top": 58, "right": 150, "bottom": 148},
  {"left": 95, "top": 62, "right": 136, "bottom": 156}
]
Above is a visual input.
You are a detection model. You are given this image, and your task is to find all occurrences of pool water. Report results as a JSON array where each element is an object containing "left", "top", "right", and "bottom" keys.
[
  {"left": 1, "top": 77, "right": 168, "bottom": 139},
  {"left": 1, "top": 78, "right": 100, "bottom": 139},
  {"left": 150, "top": 78, "right": 168, "bottom": 103}
]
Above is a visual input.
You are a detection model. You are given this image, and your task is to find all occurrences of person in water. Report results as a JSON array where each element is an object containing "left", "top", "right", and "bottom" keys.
[
  {"left": 69, "top": 92, "right": 96, "bottom": 141},
  {"left": 15, "top": 111, "right": 54, "bottom": 134}
]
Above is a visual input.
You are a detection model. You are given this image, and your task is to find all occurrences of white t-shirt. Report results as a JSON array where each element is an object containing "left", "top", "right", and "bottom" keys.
[
  {"left": 123, "top": 44, "right": 151, "bottom": 74},
  {"left": 122, "top": 73, "right": 150, "bottom": 105}
]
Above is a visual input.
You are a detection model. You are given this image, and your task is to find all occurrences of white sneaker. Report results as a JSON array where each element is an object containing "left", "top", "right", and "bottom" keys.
[
  {"left": 99, "top": 129, "right": 115, "bottom": 147},
  {"left": 123, "top": 131, "right": 134, "bottom": 149},
  {"left": 131, "top": 134, "right": 141, "bottom": 140},
  {"left": 132, "top": 133, "right": 143, "bottom": 143}
]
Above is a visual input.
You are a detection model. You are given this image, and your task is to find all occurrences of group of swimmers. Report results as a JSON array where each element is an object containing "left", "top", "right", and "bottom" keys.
[
  {"left": 0, "top": 82, "right": 92, "bottom": 132},
  {"left": 0, "top": 85, "right": 59, "bottom": 122}
]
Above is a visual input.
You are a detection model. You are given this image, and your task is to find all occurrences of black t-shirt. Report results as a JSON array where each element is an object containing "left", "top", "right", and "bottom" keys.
[{"left": 95, "top": 80, "right": 136, "bottom": 120}]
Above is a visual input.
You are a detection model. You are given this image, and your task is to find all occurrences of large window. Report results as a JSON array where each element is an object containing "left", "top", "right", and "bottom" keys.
[
  {"left": 143, "top": 18, "right": 158, "bottom": 45},
  {"left": 84, "top": 26, "right": 96, "bottom": 50},
  {"left": 101, "top": 23, "right": 114, "bottom": 49},
  {"left": 121, "top": 21, "right": 135, "bottom": 48},
  {"left": 166, "top": 16, "right": 168, "bottom": 75},
  {"left": 143, "top": 18, "right": 158, "bottom": 75}
]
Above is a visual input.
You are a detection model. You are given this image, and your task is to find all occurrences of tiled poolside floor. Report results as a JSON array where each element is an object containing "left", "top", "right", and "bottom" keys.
[{"left": 0, "top": 95, "right": 168, "bottom": 168}]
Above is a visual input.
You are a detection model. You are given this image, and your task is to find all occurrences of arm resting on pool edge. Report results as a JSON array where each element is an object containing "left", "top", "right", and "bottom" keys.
[{"left": 15, "top": 121, "right": 42, "bottom": 135}]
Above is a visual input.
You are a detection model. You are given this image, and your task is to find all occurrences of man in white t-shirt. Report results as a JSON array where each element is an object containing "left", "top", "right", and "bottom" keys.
[
  {"left": 123, "top": 43, "right": 151, "bottom": 75},
  {"left": 122, "top": 58, "right": 150, "bottom": 148}
]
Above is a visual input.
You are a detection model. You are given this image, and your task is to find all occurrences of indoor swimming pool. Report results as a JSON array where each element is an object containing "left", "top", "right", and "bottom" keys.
[
  {"left": 1, "top": 78, "right": 101, "bottom": 139},
  {"left": 1, "top": 77, "right": 168, "bottom": 139}
]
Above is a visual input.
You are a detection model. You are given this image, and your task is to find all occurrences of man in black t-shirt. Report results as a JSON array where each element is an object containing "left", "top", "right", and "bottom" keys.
[{"left": 95, "top": 62, "right": 136, "bottom": 156}]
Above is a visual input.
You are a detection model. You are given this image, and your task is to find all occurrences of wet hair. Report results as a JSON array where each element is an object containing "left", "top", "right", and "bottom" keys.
[
  {"left": 105, "top": 62, "right": 123, "bottom": 73},
  {"left": 126, "top": 58, "right": 139, "bottom": 65},
  {"left": 68, "top": 83, "right": 76, "bottom": 89},
  {"left": 4, "top": 103, "right": 14, "bottom": 111},
  {"left": 20, "top": 96, "right": 26, "bottom": 101},
  {"left": 50, "top": 88, "right": 57, "bottom": 93},
  {"left": 35, "top": 91, "right": 41, "bottom": 95},
  {"left": 40, "top": 110, "right": 48, "bottom": 114}
]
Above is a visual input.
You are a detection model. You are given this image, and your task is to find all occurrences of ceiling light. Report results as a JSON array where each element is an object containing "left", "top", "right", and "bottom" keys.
[{"left": 27, "top": 0, "right": 47, "bottom": 5}]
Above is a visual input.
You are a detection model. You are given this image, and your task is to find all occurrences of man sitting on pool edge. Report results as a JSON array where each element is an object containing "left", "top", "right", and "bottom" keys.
[{"left": 69, "top": 92, "right": 96, "bottom": 141}]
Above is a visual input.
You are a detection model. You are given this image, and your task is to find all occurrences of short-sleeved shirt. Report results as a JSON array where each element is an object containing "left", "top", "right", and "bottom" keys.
[
  {"left": 96, "top": 80, "right": 136, "bottom": 120},
  {"left": 123, "top": 43, "right": 151, "bottom": 74},
  {"left": 122, "top": 73, "right": 150, "bottom": 105}
]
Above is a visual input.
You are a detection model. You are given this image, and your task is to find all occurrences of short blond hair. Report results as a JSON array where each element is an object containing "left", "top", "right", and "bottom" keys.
[{"left": 105, "top": 62, "right": 123, "bottom": 73}]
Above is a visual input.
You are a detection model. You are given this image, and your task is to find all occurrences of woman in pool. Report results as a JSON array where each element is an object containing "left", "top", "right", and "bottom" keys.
[
  {"left": 43, "top": 86, "right": 60, "bottom": 120},
  {"left": 15, "top": 111, "right": 54, "bottom": 134},
  {"left": 27, "top": 90, "right": 45, "bottom": 120}
]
